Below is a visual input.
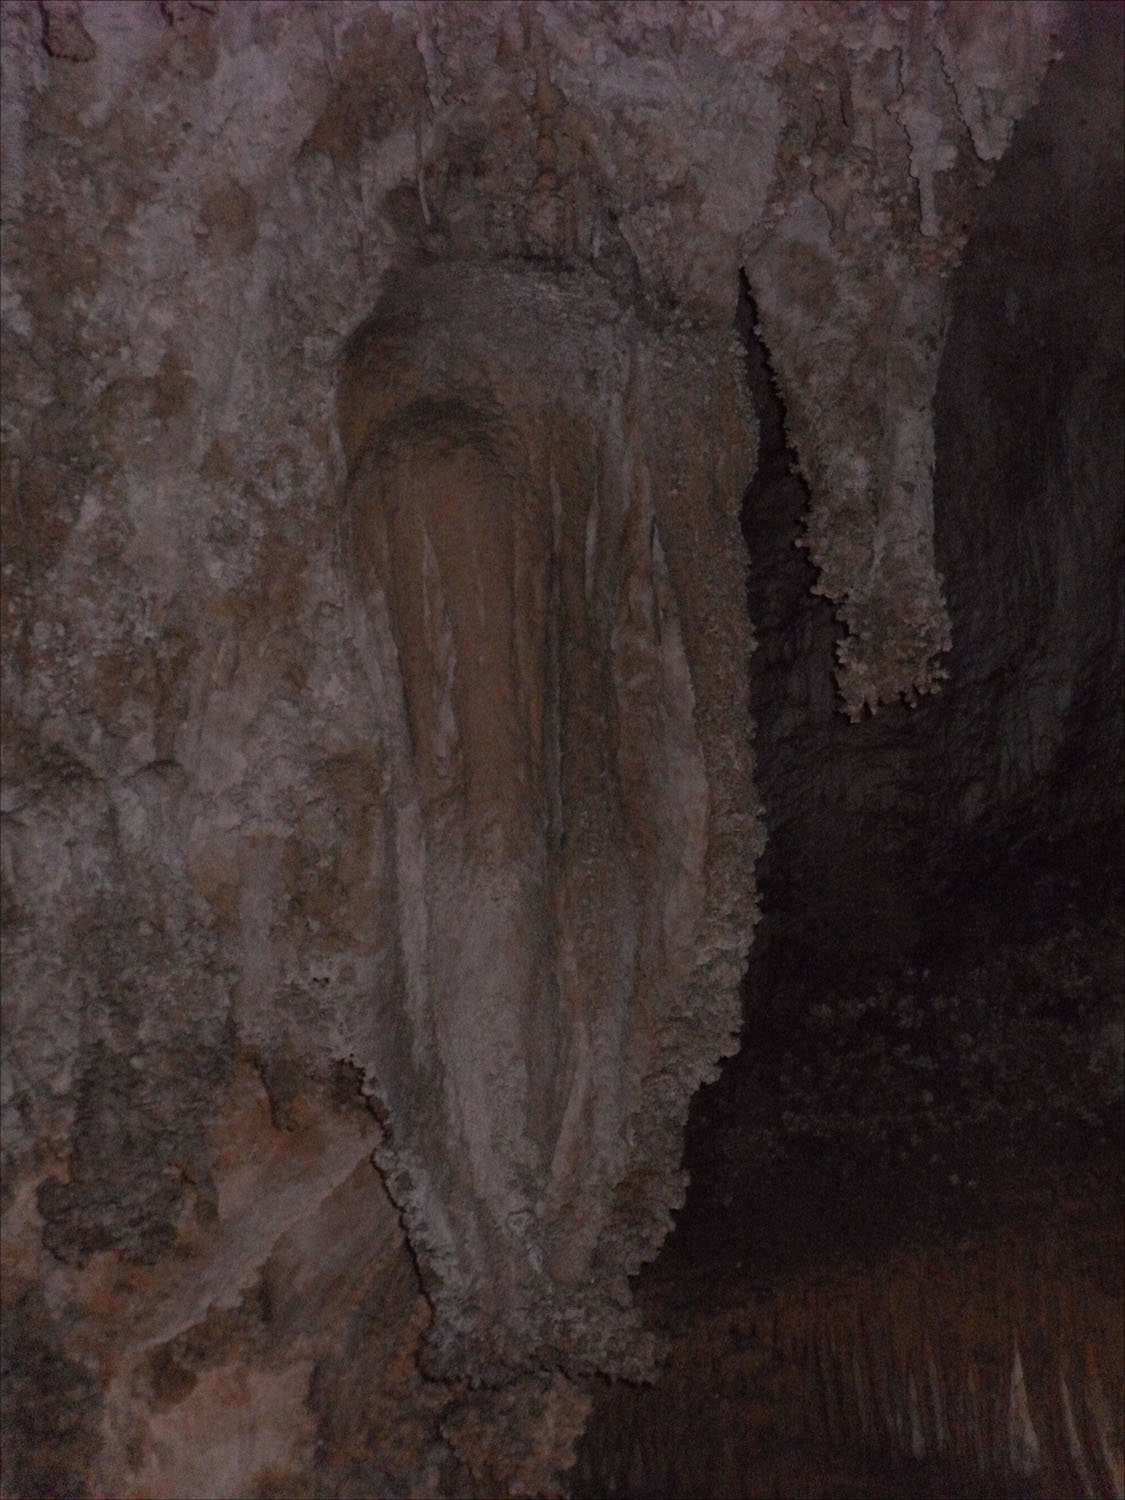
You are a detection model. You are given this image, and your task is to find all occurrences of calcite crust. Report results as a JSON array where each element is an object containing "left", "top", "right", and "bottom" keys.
[{"left": 0, "top": 2, "right": 1062, "bottom": 1494}]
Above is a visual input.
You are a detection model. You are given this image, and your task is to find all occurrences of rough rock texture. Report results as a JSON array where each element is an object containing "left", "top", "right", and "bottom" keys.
[
  {"left": 742, "top": 0, "right": 1124, "bottom": 1002},
  {"left": 743, "top": 0, "right": 1061, "bottom": 717},
  {"left": 338, "top": 260, "right": 758, "bottom": 1386},
  {"left": 568, "top": 8, "right": 1123, "bottom": 1495},
  {"left": 0, "top": 2, "right": 1070, "bottom": 1496}
]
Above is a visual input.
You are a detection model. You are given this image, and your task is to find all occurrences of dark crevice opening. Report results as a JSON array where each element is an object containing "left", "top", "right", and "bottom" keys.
[
  {"left": 732, "top": 271, "right": 946, "bottom": 1034},
  {"left": 573, "top": 192, "right": 1124, "bottom": 1484},
  {"left": 668, "top": 258, "right": 1124, "bottom": 1267},
  {"left": 734, "top": 270, "right": 854, "bottom": 1032}
]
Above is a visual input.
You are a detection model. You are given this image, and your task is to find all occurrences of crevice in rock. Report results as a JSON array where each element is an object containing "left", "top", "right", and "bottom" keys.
[
  {"left": 736, "top": 271, "right": 867, "bottom": 1026},
  {"left": 733, "top": 270, "right": 943, "bottom": 1027},
  {"left": 571, "top": 13, "right": 1124, "bottom": 1489},
  {"left": 1, "top": 5, "right": 1120, "bottom": 1498}
]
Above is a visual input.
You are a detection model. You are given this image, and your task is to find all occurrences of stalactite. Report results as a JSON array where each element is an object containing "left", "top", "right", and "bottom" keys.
[{"left": 575, "top": 1228, "right": 1124, "bottom": 1499}]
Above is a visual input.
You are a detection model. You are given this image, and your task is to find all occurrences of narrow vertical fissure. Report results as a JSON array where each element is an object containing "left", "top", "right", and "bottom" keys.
[
  {"left": 734, "top": 272, "right": 847, "bottom": 1031},
  {"left": 574, "top": 214, "right": 1122, "bottom": 1492},
  {"left": 732, "top": 272, "right": 938, "bottom": 1031}
]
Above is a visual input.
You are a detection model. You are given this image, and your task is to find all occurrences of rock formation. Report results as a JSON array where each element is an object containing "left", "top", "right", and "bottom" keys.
[
  {"left": 337, "top": 260, "right": 757, "bottom": 1387},
  {"left": 4, "top": 3, "right": 1111, "bottom": 1497}
]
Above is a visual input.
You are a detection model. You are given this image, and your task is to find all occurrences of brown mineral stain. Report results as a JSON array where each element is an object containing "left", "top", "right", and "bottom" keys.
[
  {"left": 199, "top": 180, "right": 259, "bottom": 259},
  {"left": 304, "top": 12, "right": 423, "bottom": 164},
  {"left": 148, "top": 1345, "right": 199, "bottom": 1410},
  {"left": 152, "top": 345, "right": 197, "bottom": 425}
]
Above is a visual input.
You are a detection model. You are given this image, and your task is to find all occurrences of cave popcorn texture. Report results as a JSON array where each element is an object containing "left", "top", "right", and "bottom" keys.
[
  {"left": 338, "top": 263, "right": 759, "bottom": 1384},
  {"left": 0, "top": 0, "right": 1070, "bottom": 1494}
]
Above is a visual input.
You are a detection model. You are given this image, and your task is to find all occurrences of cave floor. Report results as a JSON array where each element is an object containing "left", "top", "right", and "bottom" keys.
[{"left": 573, "top": 852, "right": 1124, "bottom": 1500}]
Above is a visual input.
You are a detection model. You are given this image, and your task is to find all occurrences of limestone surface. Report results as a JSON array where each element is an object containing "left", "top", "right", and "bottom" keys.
[{"left": 0, "top": 3, "right": 1063, "bottom": 1495}]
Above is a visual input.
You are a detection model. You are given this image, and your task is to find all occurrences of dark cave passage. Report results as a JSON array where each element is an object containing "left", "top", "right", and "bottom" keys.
[{"left": 572, "top": 6, "right": 1124, "bottom": 1496}]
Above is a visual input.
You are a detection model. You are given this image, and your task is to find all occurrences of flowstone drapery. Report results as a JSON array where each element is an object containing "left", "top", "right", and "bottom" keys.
[
  {"left": 338, "top": 262, "right": 758, "bottom": 1383},
  {"left": 0, "top": 2, "right": 1068, "bottom": 1493}
]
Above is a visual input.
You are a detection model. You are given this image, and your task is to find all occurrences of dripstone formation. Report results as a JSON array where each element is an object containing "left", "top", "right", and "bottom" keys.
[{"left": 0, "top": 3, "right": 1070, "bottom": 1495}]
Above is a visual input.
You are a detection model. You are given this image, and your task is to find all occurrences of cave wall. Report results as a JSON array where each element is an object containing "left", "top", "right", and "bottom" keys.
[
  {"left": 931, "top": 0, "right": 1125, "bottom": 873},
  {"left": 743, "top": 0, "right": 1125, "bottom": 1000},
  {"left": 0, "top": 3, "right": 1067, "bottom": 1496}
]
